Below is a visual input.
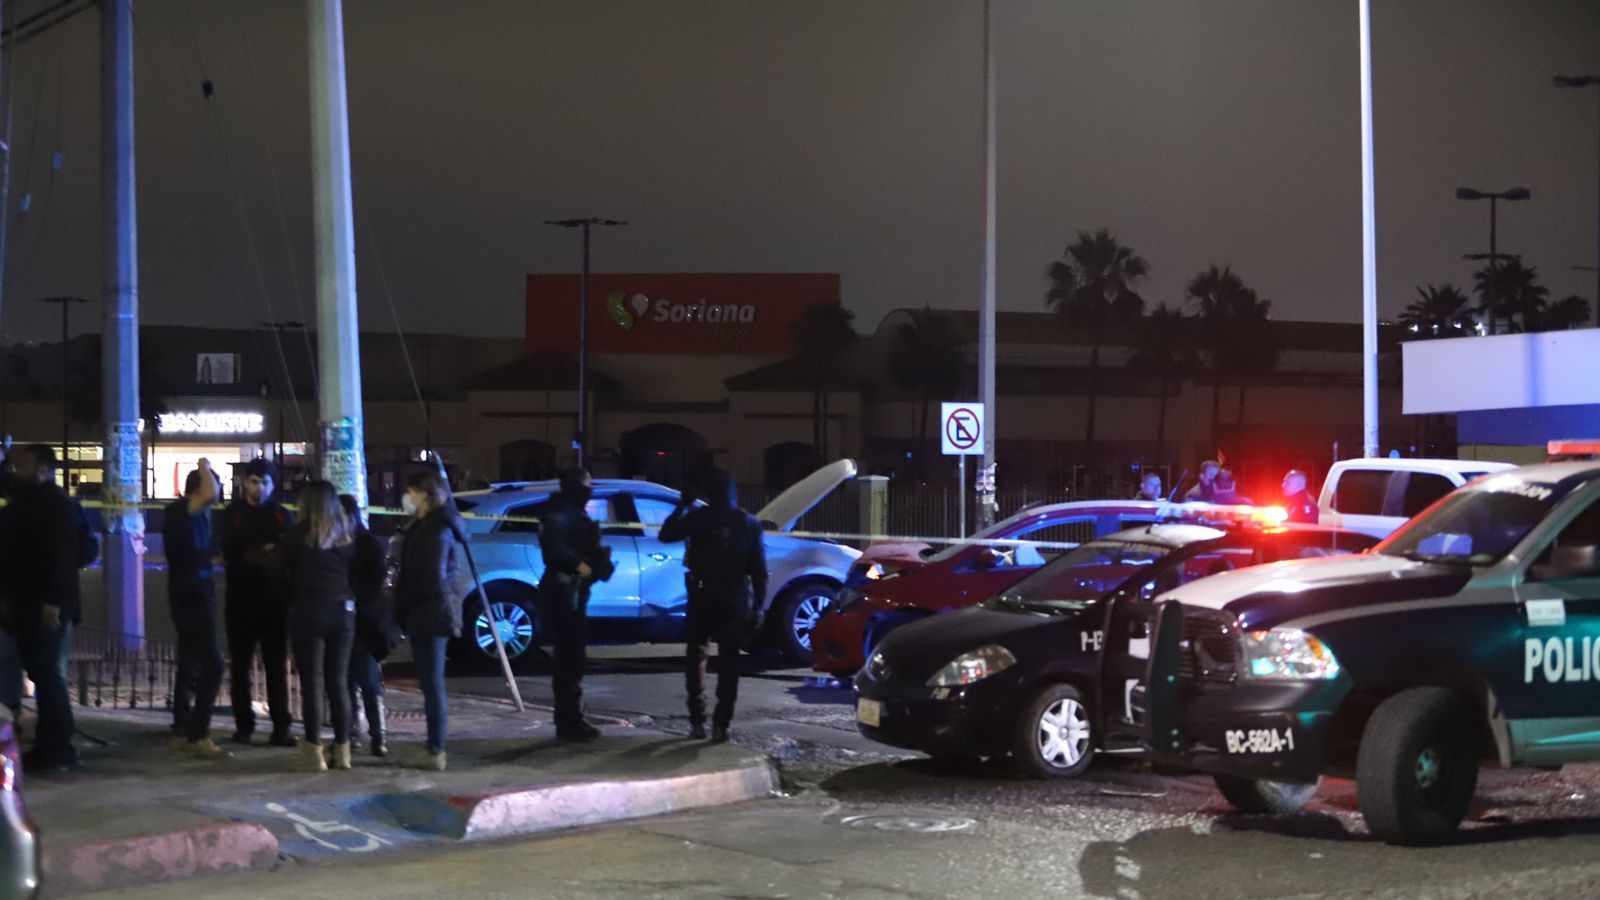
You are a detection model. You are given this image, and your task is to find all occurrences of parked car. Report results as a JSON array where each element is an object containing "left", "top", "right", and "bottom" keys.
[
  {"left": 1317, "top": 457, "right": 1512, "bottom": 539},
  {"left": 812, "top": 500, "right": 1281, "bottom": 678},
  {"left": 1, "top": 705, "right": 40, "bottom": 900},
  {"left": 1104, "top": 462, "right": 1600, "bottom": 844},
  {"left": 449, "top": 460, "right": 861, "bottom": 665},
  {"left": 854, "top": 522, "right": 1376, "bottom": 776}
]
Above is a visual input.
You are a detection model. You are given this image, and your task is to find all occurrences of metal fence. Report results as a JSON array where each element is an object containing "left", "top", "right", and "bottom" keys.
[
  {"left": 67, "top": 626, "right": 302, "bottom": 719},
  {"left": 746, "top": 485, "right": 1084, "bottom": 543}
]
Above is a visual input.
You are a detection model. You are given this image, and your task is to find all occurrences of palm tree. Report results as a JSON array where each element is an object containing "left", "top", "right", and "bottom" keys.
[
  {"left": 789, "top": 303, "right": 857, "bottom": 459},
  {"left": 1536, "top": 295, "right": 1592, "bottom": 331},
  {"left": 889, "top": 307, "right": 969, "bottom": 480},
  {"left": 1399, "top": 284, "right": 1475, "bottom": 339},
  {"left": 1473, "top": 259, "right": 1549, "bottom": 333},
  {"left": 1126, "top": 303, "right": 1196, "bottom": 457},
  {"left": 1188, "top": 265, "right": 1276, "bottom": 436},
  {"left": 1045, "top": 229, "right": 1147, "bottom": 461}
]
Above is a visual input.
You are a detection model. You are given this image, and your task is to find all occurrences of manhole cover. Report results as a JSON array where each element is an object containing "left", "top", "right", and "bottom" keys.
[{"left": 839, "top": 814, "right": 977, "bottom": 833}]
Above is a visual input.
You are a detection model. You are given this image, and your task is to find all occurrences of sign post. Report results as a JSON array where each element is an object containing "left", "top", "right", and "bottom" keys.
[{"left": 941, "top": 403, "right": 985, "bottom": 538}]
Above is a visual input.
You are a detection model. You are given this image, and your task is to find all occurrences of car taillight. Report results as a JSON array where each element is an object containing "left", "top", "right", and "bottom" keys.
[{"left": 0, "top": 721, "right": 18, "bottom": 791}]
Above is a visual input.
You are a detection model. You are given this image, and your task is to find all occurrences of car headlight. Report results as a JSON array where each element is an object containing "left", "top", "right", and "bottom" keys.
[
  {"left": 1239, "top": 629, "right": 1341, "bottom": 680},
  {"left": 926, "top": 644, "right": 1017, "bottom": 687},
  {"left": 864, "top": 648, "right": 891, "bottom": 682}
]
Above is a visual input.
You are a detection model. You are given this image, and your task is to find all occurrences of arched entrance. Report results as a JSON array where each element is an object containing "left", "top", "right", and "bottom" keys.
[
  {"left": 764, "top": 441, "right": 820, "bottom": 490},
  {"left": 620, "top": 424, "right": 711, "bottom": 489},
  {"left": 499, "top": 439, "right": 557, "bottom": 483}
]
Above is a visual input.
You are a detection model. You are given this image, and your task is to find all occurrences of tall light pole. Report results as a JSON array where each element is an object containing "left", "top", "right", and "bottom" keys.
[
  {"left": 1357, "top": 0, "right": 1378, "bottom": 458},
  {"left": 308, "top": 0, "right": 367, "bottom": 506},
  {"left": 1555, "top": 76, "right": 1600, "bottom": 317},
  {"left": 101, "top": 0, "right": 142, "bottom": 644},
  {"left": 977, "top": 0, "right": 997, "bottom": 524},
  {"left": 1456, "top": 186, "right": 1531, "bottom": 334},
  {"left": 545, "top": 217, "right": 625, "bottom": 470},
  {"left": 35, "top": 296, "right": 89, "bottom": 488}
]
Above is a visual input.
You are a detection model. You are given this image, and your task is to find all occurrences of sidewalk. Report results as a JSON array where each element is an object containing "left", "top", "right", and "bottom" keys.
[{"left": 21, "top": 688, "right": 778, "bottom": 897}]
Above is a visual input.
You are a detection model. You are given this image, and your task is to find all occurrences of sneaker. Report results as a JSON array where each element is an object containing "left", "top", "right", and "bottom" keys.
[
  {"left": 688, "top": 723, "right": 707, "bottom": 740},
  {"left": 186, "top": 739, "right": 231, "bottom": 760},
  {"left": 711, "top": 726, "right": 730, "bottom": 744},
  {"left": 294, "top": 742, "right": 328, "bottom": 772},
  {"left": 269, "top": 731, "right": 299, "bottom": 748},
  {"left": 408, "top": 748, "right": 447, "bottom": 771},
  {"left": 426, "top": 750, "right": 447, "bottom": 772}
]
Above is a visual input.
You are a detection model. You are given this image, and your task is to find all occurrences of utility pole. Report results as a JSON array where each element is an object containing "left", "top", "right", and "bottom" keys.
[
  {"left": 100, "top": 0, "right": 141, "bottom": 643},
  {"left": 545, "top": 217, "right": 625, "bottom": 470},
  {"left": 308, "top": 0, "right": 366, "bottom": 505},
  {"left": 260, "top": 320, "right": 306, "bottom": 462},
  {"left": 977, "top": 0, "right": 997, "bottom": 525},
  {"left": 35, "top": 296, "right": 88, "bottom": 487},
  {"left": 1357, "top": 0, "right": 1378, "bottom": 459}
]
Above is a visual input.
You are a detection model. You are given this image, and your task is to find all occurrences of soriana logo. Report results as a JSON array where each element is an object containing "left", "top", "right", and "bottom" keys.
[{"left": 526, "top": 273, "right": 839, "bottom": 355}]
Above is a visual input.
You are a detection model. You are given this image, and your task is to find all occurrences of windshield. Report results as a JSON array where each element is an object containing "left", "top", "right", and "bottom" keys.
[
  {"left": 986, "top": 538, "right": 1172, "bottom": 614},
  {"left": 1378, "top": 477, "right": 1568, "bottom": 566}
]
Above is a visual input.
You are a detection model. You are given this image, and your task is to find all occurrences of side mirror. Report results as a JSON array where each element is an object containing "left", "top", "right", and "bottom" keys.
[{"left": 1533, "top": 544, "right": 1600, "bottom": 581}]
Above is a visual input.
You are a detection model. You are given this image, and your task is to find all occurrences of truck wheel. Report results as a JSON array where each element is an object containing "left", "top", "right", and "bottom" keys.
[
  {"left": 1214, "top": 775, "right": 1320, "bottom": 815},
  {"left": 1356, "top": 687, "right": 1479, "bottom": 846},
  {"left": 1013, "top": 683, "right": 1095, "bottom": 779},
  {"left": 768, "top": 581, "right": 837, "bottom": 664}
]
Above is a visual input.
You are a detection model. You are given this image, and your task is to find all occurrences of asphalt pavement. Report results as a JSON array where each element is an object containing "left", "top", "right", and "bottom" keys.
[{"left": 63, "top": 644, "right": 1600, "bottom": 898}]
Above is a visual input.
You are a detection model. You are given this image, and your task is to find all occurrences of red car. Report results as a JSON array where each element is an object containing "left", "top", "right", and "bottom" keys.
[{"left": 813, "top": 499, "right": 1274, "bottom": 677}]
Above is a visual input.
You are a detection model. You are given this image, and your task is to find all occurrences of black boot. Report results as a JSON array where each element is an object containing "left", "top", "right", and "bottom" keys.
[
  {"left": 688, "top": 722, "right": 707, "bottom": 740},
  {"left": 368, "top": 696, "right": 388, "bottom": 758}
]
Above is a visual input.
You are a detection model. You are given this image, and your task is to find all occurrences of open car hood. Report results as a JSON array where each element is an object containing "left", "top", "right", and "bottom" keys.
[{"left": 758, "top": 459, "right": 858, "bottom": 532}]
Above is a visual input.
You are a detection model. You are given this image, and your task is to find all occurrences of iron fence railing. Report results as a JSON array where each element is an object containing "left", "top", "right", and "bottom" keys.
[{"left": 67, "top": 626, "right": 303, "bottom": 718}]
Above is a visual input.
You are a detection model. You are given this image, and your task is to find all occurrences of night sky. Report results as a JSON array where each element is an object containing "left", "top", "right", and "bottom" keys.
[{"left": 0, "top": 0, "right": 1595, "bottom": 344}]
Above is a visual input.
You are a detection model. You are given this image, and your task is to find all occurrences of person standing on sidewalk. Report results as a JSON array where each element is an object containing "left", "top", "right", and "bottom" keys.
[
  {"left": 395, "top": 470, "right": 468, "bottom": 771},
  {"left": 279, "top": 481, "right": 358, "bottom": 772},
  {"left": 163, "top": 461, "right": 229, "bottom": 760},
  {"left": 658, "top": 469, "right": 766, "bottom": 743},
  {"left": 2, "top": 445, "right": 92, "bottom": 773},
  {"left": 219, "top": 460, "right": 295, "bottom": 746},
  {"left": 538, "top": 467, "right": 614, "bottom": 742},
  {"left": 341, "top": 494, "right": 396, "bottom": 758}
]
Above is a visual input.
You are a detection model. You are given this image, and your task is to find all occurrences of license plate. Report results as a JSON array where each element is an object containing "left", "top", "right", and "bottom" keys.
[
  {"left": 1223, "top": 726, "right": 1296, "bottom": 755},
  {"left": 857, "top": 698, "right": 882, "bottom": 727}
]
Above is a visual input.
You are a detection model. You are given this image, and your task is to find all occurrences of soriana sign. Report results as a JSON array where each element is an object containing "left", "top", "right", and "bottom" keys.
[{"left": 525, "top": 273, "right": 840, "bottom": 355}]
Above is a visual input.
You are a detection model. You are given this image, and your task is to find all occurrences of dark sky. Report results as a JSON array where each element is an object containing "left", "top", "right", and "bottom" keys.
[{"left": 0, "top": 0, "right": 1596, "bottom": 345}]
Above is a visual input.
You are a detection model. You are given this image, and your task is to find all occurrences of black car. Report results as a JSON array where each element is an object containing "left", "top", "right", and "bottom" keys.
[
  {"left": 1106, "top": 462, "right": 1600, "bottom": 845},
  {"left": 854, "top": 522, "right": 1376, "bottom": 778}
]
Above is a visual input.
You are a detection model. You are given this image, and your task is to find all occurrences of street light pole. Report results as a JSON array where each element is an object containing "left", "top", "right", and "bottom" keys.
[
  {"left": 35, "top": 296, "right": 89, "bottom": 488},
  {"left": 1455, "top": 186, "right": 1531, "bottom": 335},
  {"left": 977, "top": 0, "right": 997, "bottom": 525},
  {"left": 1555, "top": 76, "right": 1600, "bottom": 318},
  {"left": 545, "top": 217, "right": 625, "bottom": 471},
  {"left": 1357, "top": 0, "right": 1378, "bottom": 458}
]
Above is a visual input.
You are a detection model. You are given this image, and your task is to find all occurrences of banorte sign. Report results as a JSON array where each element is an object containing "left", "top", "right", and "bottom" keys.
[{"left": 525, "top": 273, "right": 840, "bottom": 355}]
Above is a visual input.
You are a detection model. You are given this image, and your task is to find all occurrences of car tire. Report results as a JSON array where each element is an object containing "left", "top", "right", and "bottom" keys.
[
  {"left": 1214, "top": 775, "right": 1320, "bottom": 815},
  {"left": 1013, "top": 683, "right": 1095, "bottom": 779},
  {"left": 455, "top": 582, "right": 541, "bottom": 673},
  {"left": 768, "top": 580, "right": 838, "bottom": 664},
  {"left": 1356, "top": 687, "right": 1479, "bottom": 846}
]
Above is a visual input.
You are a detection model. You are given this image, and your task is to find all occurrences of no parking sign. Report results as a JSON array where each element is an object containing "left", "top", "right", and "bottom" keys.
[{"left": 941, "top": 403, "right": 985, "bottom": 456}]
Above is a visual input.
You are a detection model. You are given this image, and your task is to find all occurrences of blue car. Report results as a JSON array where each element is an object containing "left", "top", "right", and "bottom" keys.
[{"left": 450, "top": 461, "right": 861, "bottom": 665}]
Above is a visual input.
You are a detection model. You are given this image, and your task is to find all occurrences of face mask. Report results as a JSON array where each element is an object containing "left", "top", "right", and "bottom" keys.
[{"left": 402, "top": 494, "right": 420, "bottom": 516}]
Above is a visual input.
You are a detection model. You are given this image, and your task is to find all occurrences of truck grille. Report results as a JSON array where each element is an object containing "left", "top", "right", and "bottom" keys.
[{"left": 1177, "top": 611, "right": 1239, "bottom": 683}]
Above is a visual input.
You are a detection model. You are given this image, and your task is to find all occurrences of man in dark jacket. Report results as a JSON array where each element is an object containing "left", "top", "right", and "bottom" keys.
[
  {"left": 658, "top": 470, "right": 767, "bottom": 742},
  {"left": 2, "top": 446, "right": 87, "bottom": 772},
  {"left": 219, "top": 459, "right": 295, "bottom": 745},
  {"left": 537, "top": 467, "right": 610, "bottom": 741},
  {"left": 1183, "top": 460, "right": 1221, "bottom": 502},
  {"left": 1282, "top": 469, "right": 1319, "bottom": 524},
  {"left": 164, "top": 461, "right": 229, "bottom": 759}
]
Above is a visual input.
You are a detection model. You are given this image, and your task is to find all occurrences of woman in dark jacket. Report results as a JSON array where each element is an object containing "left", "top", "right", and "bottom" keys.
[
  {"left": 394, "top": 470, "right": 468, "bottom": 771},
  {"left": 278, "top": 480, "right": 358, "bottom": 772},
  {"left": 340, "top": 495, "right": 396, "bottom": 758}
]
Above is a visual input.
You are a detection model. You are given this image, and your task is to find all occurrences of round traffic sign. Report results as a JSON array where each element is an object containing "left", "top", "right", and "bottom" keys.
[{"left": 945, "top": 408, "right": 981, "bottom": 451}]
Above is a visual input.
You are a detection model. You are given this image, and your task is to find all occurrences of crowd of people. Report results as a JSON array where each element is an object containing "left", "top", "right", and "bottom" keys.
[{"left": 1138, "top": 460, "right": 1320, "bottom": 524}]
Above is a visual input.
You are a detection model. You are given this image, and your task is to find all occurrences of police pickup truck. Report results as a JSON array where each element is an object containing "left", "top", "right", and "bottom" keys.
[{"left": 1102, "top": 463, "right": 1600, "bottom": 845}]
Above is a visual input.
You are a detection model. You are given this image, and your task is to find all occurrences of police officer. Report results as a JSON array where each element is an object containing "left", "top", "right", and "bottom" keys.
[
  {"left": 1183, "top": 460, "right": 1221, "bottom": 502},
  {"left": 537, "top": 467, "right": 613, "bottom": 741},
  {"left": 1282, "top": 469, "right": 1319, "bottom": 524},
  {"left": 1133, "top": 472, "right": 1163, "bottom": 502},
  {"left": 658, "top": 469, "right": 767, "bottom": 743}
]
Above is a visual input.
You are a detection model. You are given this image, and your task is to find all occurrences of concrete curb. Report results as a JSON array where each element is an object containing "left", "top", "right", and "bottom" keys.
[
  {"left": 40, "top": 821, "right": 280, "bottom": 898},
  {"left": 456, "top": 757, "right": 780, "bottom": 842}
]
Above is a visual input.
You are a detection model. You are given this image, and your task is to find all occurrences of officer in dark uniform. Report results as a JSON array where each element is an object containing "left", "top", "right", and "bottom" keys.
[
  {"left": 658, "top": 469, "right": 767, "bottom": 743},
  {"left": 1282, "top": 469, "right": 1319, "bottom": 524},
  {"left": 537, "top": 467, "right": 613, "bottom": 741}
]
